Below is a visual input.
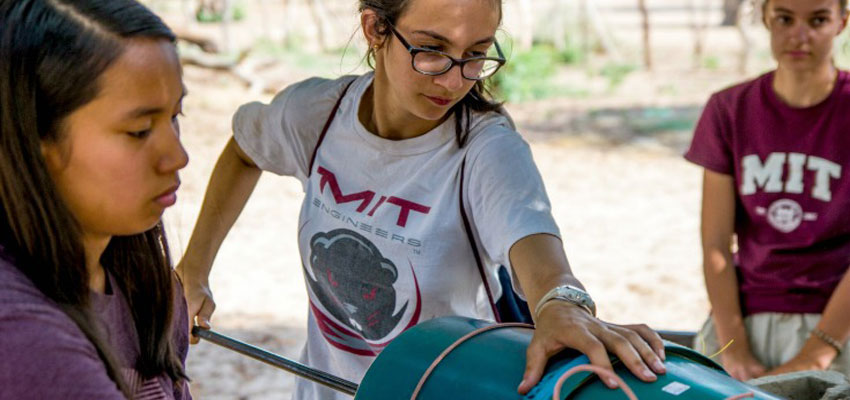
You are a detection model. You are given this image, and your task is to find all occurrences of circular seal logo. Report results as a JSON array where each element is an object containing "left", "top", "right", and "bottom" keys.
[{"left": 767, "top": 199, "right": 803, "bottom": 233}]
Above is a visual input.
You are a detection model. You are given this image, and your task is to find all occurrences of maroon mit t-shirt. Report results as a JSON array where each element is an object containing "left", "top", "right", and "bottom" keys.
[
  {"left": 0, "top": 248, "right": 191, "bottom": 399},
  {"left": 685, "top": 70, "right": 850, "bottom": 316}
]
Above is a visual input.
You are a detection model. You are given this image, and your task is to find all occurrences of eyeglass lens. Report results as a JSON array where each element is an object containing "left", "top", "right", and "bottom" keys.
[{"left": 413, "top": 53, "right": 501, "bottom": 79}]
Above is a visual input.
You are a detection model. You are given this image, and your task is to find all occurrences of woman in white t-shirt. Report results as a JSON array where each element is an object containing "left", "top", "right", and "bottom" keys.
[{"left": 178, "top": 0, "right": 667, "bottom": 398}]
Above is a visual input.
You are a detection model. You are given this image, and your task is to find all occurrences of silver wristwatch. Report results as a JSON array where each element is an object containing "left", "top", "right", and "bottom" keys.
[{"left": 534, "top": 285, "right": 597, "bottom": 318}]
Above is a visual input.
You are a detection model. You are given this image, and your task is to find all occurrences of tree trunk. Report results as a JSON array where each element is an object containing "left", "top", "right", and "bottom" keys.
[
  {"left": 516, "top": 0, "right": 534, "bottom": 51},
  {"left": 306, "top": 0, "right": 336, "bottom": 52},
  {"left": 580, "top": 0, "right": 590, "bottom": 66},
  {"left": 722, "top": 0, "right": 745, "bottom": 26},
  {"left": 736, "top": 0, "right": 753, "bottom": 75},
  {"left": 638, "top": 0, "right": 652, "bottom": 70},
  {"left": 689, "top": 0, "right": 710, "bottom": 70}
]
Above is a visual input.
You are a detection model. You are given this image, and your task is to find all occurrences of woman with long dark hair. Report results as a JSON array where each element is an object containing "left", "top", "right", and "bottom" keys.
[
  {"left": 0, "top": 1, "right": 191, "bottom": 398},
  {"left": 179, "top": 0, "right": 667, "bottom": 398}
]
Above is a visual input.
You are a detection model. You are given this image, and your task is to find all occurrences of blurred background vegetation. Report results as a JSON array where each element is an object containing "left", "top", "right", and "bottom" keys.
[{"left": 147, "top": 0, "right": 850, "bottom": 145}]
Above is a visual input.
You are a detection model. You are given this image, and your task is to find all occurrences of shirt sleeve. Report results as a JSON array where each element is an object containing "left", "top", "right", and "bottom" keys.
[
  {"left": 684, "top": 93, "right": 734, "bottom": 174},
  {"left": 232, "top": 76, "right": 357, "bottom": 185},
  {"left": 0, "top": 304, "right": 126, "bottom": 399},
  {"left": 464, "top": 125, "right": 561, "bottom": 296}
]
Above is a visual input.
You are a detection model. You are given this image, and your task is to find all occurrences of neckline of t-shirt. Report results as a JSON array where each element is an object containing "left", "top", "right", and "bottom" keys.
[
  {"left": 764, "top": 69, "right": 847, "bottom": 112},
  {"left": 345, "top": 72, "right": 457, "bottom": 156},
  {"left": 89, "top": 267, "right": 116, "bottom": 312}
]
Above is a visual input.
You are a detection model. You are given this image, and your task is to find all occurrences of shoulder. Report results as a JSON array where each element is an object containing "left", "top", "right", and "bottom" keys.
[
  {"left": 0, "top": 254, "right": 96, "bottom": 357},
  {"left": 707, "top": 72, "right": 771, "bottom": 112},
  {"left": 231, "top": 74, "right": 362, "bottom": 140},
  {"left": 0, "top": 250, "right": 54, "bottom": 307},
  {"left": 0, "top": 259, "right": 124, "bottom": 398},
  {"left": 836, "top": 70, "right": 850, "bottom": 98},
  {"left": 465, "top": 108, "right": 530, "bottom": 162},
  {"left": 282, "top": 75, "right": 360, "bottom": 103},
  {"left": 256, "top": 74, "right": 361, "bottom": 120}
]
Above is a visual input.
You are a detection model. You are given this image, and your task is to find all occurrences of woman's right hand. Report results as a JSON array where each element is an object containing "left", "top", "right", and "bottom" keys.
[
  {"left": 720, "top": 347, "right": 767, "bottom": 381},
  {"left": 177, "top": 261, "right": 216, "bottom": 344}
]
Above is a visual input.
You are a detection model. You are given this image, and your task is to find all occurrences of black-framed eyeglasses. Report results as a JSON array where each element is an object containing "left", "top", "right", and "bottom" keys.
[{"left": 387, "top": 24, "right": 506, "bottom": 81}]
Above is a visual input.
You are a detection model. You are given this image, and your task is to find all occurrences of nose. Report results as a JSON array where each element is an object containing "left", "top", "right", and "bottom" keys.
[
  {"left": 790, "top": 22, "right": 811, "bottom": 45},
  {"left": 433, "top": 64, "right": 465, "bottom": 92},
  {"left": 156, "top": 120, "right": 189, "bottom": 174}
]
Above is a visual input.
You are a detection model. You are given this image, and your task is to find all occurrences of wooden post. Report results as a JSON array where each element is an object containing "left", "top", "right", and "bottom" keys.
[
  {"left": 689, "top": 0, "right": 711, "bottom": 70},
  {"left": 736, "top": 0, "right": 753, "bottom": 75},
  {"left": 306, "top": 0, "right": 336, "bottom": 52},
  {"left": 580, "top": 0, "right": 590, "bottom": 66},
  {"left": 722, "top": 0, "right": 746, "bottom": 26},
  {"left": 638, "top": 0, "right": 652, "bottom": 70},
  {"left": 516, "top": 0, "right": 534, "bottom": 51}
]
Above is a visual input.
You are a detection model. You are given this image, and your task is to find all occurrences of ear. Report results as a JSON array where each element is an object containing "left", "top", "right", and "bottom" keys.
[
  {"left": 361, "top": 9, "right": 387, "bottom": 50},
  {"left": 40, "top": 140, "right": 64, "bottom": 174},
  {"left": 840, "top": 11, "right": 849, "bottom": 35}
]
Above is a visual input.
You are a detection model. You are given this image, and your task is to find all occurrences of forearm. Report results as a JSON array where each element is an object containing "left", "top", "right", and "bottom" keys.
[
  {"left": 818, "top": 270, "right": 850, "bottom": 342},
  {"left": 698, "top": 170, "right": 749, "bottom": 351},
  {"left": 793, "top": 269, "right": 850, "bottom": 367},
  {"left": 181, "top": 137, "right": 261, "bottom": 278},
  {"left": 509, "top": 233, "right": 582, "bottom": 316},
  {"left": 703, "top": 249, "right": 749, "bottom": 350}
]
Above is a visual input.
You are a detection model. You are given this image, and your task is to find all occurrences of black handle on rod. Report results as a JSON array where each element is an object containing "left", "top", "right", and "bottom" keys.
[{"left": 192, "top": 326, "right": 359, "bottom": 396}]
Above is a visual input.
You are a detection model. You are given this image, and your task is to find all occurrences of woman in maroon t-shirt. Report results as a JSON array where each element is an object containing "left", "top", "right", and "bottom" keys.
[
  {"left": 0, "top": 1, "right": 191, "bottom": 398},
  {"left": 686, "top": 0, "right": 850, "bottom": 381}
]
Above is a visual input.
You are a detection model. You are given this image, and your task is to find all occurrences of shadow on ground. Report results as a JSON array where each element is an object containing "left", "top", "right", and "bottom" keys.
[
  {"left": 186, "top": 318, "right": 308, "bottom": 400},
  {"left": 515, "top": 103, "right": 705, "bottom": 154}
]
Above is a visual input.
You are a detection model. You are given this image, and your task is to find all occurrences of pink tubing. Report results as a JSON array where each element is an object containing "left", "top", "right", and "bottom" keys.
[
  {"left": 725, "top": 393, "right": 755, "bottom": 400},
  {"left": 407, "top": 322, "right": 756, "bottom": 400},
  {"left": 549, "top": 362, "right": 755, "bottom": 400},
  {"left": 552, "top": 364, "right": 638, "bottom": 400},
  {"left": 409, "top": 323, "right": 534, "bottom": 400}
]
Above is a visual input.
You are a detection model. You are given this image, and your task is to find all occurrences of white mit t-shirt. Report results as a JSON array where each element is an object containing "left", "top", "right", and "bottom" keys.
[{"left": 233, "top": 72, "right": 560, "bottom": 400}]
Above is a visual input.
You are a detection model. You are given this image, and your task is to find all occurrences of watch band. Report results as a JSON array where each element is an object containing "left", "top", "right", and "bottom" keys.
[{"left": 534, "top": 285, "right": 597, "bottom": 318}]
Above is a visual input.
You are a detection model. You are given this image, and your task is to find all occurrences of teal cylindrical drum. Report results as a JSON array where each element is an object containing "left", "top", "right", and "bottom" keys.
[{"left": 354, "top": 317, "right": 786, "bottom": 400}]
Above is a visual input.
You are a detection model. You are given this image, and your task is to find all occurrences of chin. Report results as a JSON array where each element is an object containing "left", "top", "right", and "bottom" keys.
[{"left": 415, "top": 100, "right": 455, "bottom": 121}]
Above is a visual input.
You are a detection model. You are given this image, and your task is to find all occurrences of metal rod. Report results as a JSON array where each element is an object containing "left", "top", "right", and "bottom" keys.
[{"left": 192, "top": 326, "right": 359, "bottom": 396}]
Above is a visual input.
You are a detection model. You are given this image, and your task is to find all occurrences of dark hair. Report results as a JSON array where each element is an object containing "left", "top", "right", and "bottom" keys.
[
  {"left": 762, "top": 0, "right": 849, "bottom": 17},
  {"left": 0, "top": 0, "right": 186, "bottom": 395},
  {"left": 359, "top": 0, "right": 504, "bottom": 147}
]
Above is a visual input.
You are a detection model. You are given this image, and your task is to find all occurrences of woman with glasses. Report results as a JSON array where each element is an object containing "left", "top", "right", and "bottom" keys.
[{"left": 178, "top": 0, "right": 666, "bottom": 398}]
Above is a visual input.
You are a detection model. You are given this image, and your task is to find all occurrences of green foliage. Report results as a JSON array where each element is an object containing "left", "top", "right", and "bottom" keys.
[
  {"left": 493, "top": 43, "right": 587, "bottom": 102},
  {"left": 599, "top": 62, "right": 636, "bottom": 90},
  {"left": 556, "top": 35, "right": 587, "bottom": 65},
  {"left": 702, "top": 55, "right": 720, "bottom": 71}
]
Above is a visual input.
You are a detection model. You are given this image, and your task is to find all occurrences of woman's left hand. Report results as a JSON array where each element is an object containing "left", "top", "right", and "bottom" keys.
[
  {"left": 517, "top": 301, "right": 667, "bottom": 394},
  {"left": 764, "top": 337, "right": 837, "bottom": 376}
]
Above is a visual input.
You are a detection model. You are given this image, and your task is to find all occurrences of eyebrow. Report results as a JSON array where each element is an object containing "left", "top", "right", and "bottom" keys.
[
  {"left": 411, "top": 30, "right": 496, "bottom": 47},
  {"left": 124, "top": 88, "right": 187, "bottom": 119},
  {"left": 774, "top": 7, "right": 833, "bottom": 15}
]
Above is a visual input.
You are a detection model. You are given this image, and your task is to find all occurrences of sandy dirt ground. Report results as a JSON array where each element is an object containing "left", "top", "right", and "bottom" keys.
[{"left": 150, "top": 0, "right": 799, "bottom": 398}]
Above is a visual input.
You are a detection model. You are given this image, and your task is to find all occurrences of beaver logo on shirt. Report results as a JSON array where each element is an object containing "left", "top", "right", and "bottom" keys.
[{"left": 306, "top": 229, "right": 421, "bottom": 355}]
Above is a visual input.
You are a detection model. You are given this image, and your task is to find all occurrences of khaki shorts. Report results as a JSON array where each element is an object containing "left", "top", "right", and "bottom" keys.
[{"left": 695, "top": 313, "right": 850, "bottom": 376}]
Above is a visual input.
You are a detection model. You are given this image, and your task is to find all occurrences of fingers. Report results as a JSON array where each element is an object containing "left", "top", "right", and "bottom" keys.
[
  {"left": 577, "top": 334, "right": 620, "bottom": 389},
  {"left": 630, "top": 324, "right": 666, "bottom": 361},
  {"left": 619, "top": 325, "right": 667, "bottom": 374},
  {"left": 518, "top": 338, "right": 548, "bottom": 394},
  {"left": 187, "top": 292, "right": 216, "bottom": 345},
  {"left": 597, "top": 327, "right": 659, "bottom": 384}
]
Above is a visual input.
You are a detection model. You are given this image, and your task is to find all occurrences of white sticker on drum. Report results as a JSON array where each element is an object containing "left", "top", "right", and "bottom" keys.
[{"left": 662, "top": 382, "right": 691, "bottom": 395}]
